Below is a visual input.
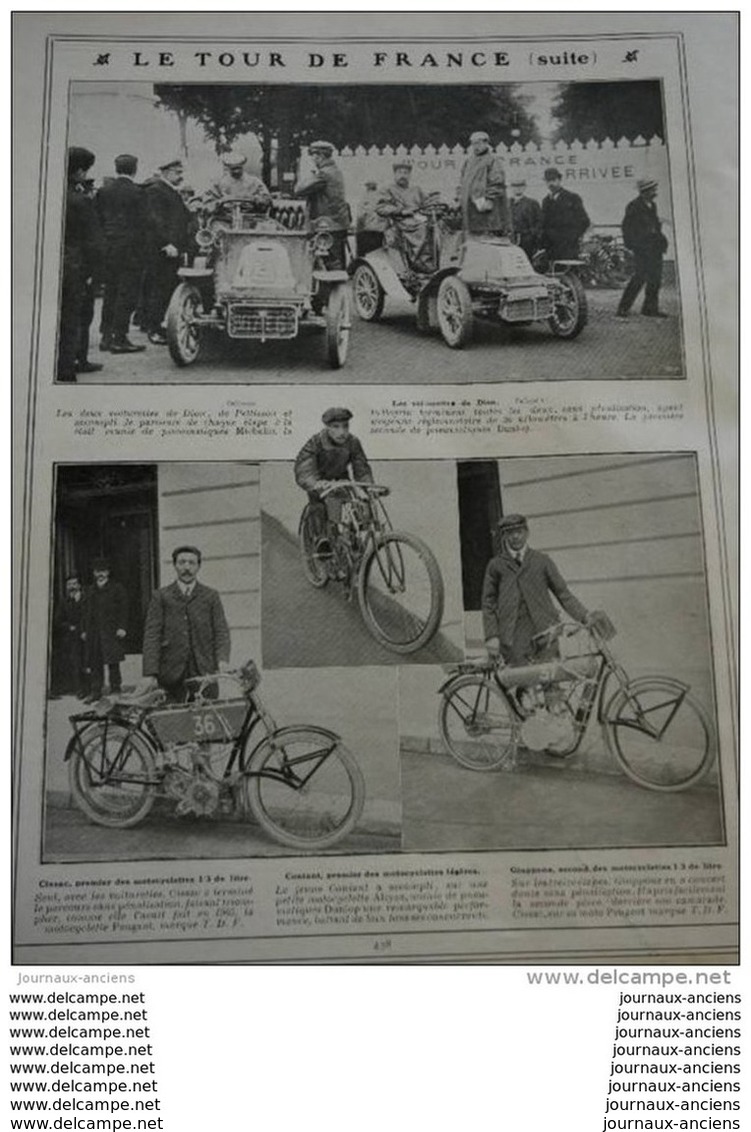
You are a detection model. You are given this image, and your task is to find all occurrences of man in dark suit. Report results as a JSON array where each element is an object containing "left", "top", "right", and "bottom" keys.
[
  {"left": 50, "top": 575, "right": 88, "bottom": 699},
  {"left": 82, "top": 559, "right": 129, "bottom": 701},
  {"left": 141, "top": 546, "right": 231, "bottom": 703},
  {"left": 509, "top": 178, "right": 542, "bottom": 259},
  {"left": 540, "top": 168, "right": 590, "bottom": 262},
  {"left": 143, "top": 157, "right": 192, "bottom": 345},
  {"left": 482, "top": 514, "right": 590, "bottom": 666},
  {"left": 97, "top": 154, "right": 148, "bottom": 353},
  {"left": 57, "top": 147, "right": 102, "bottom": 382},
  {"left": 616, "top": 178, "right": 670, "bottom": 319},
  {"left": 294, "top": 141, "right": 350, "bottom": 270}
]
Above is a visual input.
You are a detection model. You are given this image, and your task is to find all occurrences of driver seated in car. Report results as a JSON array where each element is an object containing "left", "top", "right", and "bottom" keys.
[
  {"left": 376, "top": 159, "right": 439, "bottom": 274},
  {"left": 294, "top": 407, "right": 374, "bottom": 547},
  {"left": 205, "top": 150, "right": 271, "bottom": 211}
]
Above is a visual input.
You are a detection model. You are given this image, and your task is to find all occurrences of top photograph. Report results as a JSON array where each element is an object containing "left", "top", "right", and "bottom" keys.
[{"left": 57, "top": 78, "right": 683, "bottom": 385}]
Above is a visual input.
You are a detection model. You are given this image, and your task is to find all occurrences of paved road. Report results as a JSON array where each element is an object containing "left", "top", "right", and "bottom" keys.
[
  {"left": 400, "top": 747, "right": 724, "bottom": 853},
  {"left": 74, "top": 286, "right": 682, "bottom": 386},
  {"left": 44, "top": 805, "right": 400, "bottom": 864},
  {"left": 261, "top": 512, "right": 464, "bottom": 668}
]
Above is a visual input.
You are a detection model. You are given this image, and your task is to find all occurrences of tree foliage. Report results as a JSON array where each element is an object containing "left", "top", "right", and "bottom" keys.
[
  {"left": 154, "top": 83, "right": 540, "bottom": 179},
  {"left": 551, "top": 81, "right": 665, "bottom": 143}
]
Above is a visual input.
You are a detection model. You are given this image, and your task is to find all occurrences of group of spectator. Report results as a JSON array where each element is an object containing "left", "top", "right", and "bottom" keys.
[
  {"left": 58, "top": 147, "right": 198, "bottom": 382},
  {"left": 50, "top": 547, "right": 231, "bottom": 705}
]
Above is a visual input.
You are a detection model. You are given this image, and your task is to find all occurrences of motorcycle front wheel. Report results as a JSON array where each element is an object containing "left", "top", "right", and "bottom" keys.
[
  {"left": 604, "top": 677, "right": 716, "bottom": 791},
  {"left": 357, "top": 531, "right": 444, "bottom": 654},
  {"left": 67, "top": 723, "right": 158, "bottom": 828},
  {"left": 439, "top": 675, "right": 517, "bottom": 771},
  {"left": 244, "top": 727, "right": 365, "bottom": 851}
]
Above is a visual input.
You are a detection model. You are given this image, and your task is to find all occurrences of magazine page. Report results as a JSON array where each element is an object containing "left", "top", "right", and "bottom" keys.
[{"left": 12, "top": 12, "right": 738, "bottom": 964}]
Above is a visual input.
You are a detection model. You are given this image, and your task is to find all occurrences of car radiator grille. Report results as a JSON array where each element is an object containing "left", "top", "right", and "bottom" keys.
[
  {"left": 502, "top": 296, "right": 553, "bottom": 321},
  {"left": 227, "top": 304, "right": 298, "bottom": 339}
]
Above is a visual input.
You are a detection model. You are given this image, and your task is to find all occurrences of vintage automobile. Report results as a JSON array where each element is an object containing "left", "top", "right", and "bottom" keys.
[
  {"left": 350, "top": 201, "right": 587, "bottom": 349},
  {"left": 165, "top": 197, "right": 352, "bottom": 369}
]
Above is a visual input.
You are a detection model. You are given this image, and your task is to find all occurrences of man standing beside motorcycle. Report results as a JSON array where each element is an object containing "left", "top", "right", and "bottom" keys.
[
  {"left": 482, "top": 514, "right": 591, "bottom": 666},
  {"left": 376, "top": 159, "right": 437, "bottom": 273},
  {"left": 294, "top": 140, "right": 350, "bottom": 269},
  {"left": 457, "top": 130, "right": 511, "bottom": 236},
  {"left": 294, "top": 408, "right": 374, "bottom": 547}
]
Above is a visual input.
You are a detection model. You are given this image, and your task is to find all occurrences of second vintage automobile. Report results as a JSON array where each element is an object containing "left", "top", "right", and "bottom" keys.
[
  {"left": 351, "top": 201, "right": 588, "bottom": 349},
  {"left": 165, "top": 197, "right": 352, "bottom": 369}
]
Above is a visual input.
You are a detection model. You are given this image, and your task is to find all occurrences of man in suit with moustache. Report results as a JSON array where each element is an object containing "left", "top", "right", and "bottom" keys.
[
  {"left": 143, "top": 156, "right": 192, "bottom": 345},
  {"left": 141, "top": 546, "right": 231, "bottom": 703},
  {"left": 482, "top": 514, "right": 591, "bottom": 666}
]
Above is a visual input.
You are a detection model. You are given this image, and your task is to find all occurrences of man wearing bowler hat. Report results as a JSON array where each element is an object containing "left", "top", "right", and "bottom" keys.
[
  {"left": 294, "top": 408, "right": 374, "bottom": 543},
  {"left": 376, "top": 159, "right": 437, "bottom": 273},
  {"left": 82, "top": 559, "right": 129, "bottom": 701},
  {"left": 294, "top": 141, "right": 350, "bottom": 269},
  {"left": 141, "top": 546, "right": 231, "bottom": 704},
  {"left": 457, "top": 130, "right": 510, "bottom": 236},
  {"left": 481, "top": 515, "right": 590, "bottom": 666},
  {"left": 540, "top": 167, "right": 590, "bottom": 262},
  {"left": 143, "top": 156, "right": 192, "bottom": 345},
  {"left": 616, "top": 178, "right": 670, "bottom": 319}
]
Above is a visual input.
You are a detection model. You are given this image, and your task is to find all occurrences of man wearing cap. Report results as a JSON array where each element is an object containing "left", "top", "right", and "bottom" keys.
[
  {"left": 294, "top": 141, "right": 350, "bottom": 269},
  {"left": 81, "top": 559, "right": 129, "bottom": 701},
  {"left": 141, "top": 545, "right": 231, "bottom": 704},
  {"left": 294, "top": 409, "right": 374, "bottom": 540},
  {"left": 143, "top": 157, "right": 192, "bottom": 345},
  {"left": 58, "top": 146, "right": 103, "bottom": 382},
  {"left": 616, "top": 179, "right": 670, "bottom": 319},
  {"left": 509, "top": 179, "right": 542, "bottom": 259},
  {"left": 457, "top": 131, "right": 510, "bottom": 236},
  {"left": 376, "top": 160, "right": 438, "bottom": 273},
  {"left": 206, "top": 150, "right": 271, "bottom": 210},
  {"left": 540, "top": 168, "right": 590, "bottom": 262},
  {"left": 355, "top": 180, "right": 386, "bottom": 257},
  {"left": 97, "top": 154, "right": 147, "bottom": 354},
  {"left": 481, "top": 515, "right": 590, "bottom": 667}
]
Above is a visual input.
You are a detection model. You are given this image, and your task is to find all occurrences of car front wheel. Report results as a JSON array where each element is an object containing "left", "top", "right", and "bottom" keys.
[
  {"left": 437, "top": 275, "right": 474, "bottom": 349},
  {"left": 548, "top": 272, "right": 588, "bottom": 339},
  {"left": 325, "top": 283, "right": 351, "bottom": 368},
  {"left": 166, "top": 283, "right": 203, "bottom": 365}
]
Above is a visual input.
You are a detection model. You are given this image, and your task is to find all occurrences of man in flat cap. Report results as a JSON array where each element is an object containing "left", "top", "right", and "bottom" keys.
[
  {"left": 143, "top": 157, "right": 192, "bottom": 345},
  {"left": 294, "top": 408, "right": 374, "bottom": 545},
  {"left": 81, "top": 558, "right": 129, "bottom": 701},
  {"left": 97, "top": 154, "right": 147, "bottom": 354},
  {"left": 58, "top": 146, "right": 103, "bottom": 382},
  {"left": 616, "top": 178, "right": 670, "bottom": 319},
  {"left": 540, "top": 167, "right": 590, "bottom": 263},
  {"left": 481, "top": 515, "right": 590, "bottom": 667},
  {"left": 141, "top": 546, "right": 231, "bottom": 703},
  {"left": 376, "top": 159, "right": 437, "bottom": 273},
  {"left": 206, "top": 150, "right": 271, "bottom": 210},
  {"left": 509, "top": 178, "right": 542, "bottom": 260},
  {"left": 294, "top": 141, "right": 350, "bottom": 269},
  {"left": 457, "top": 131, "right": 510, "bottom": 236}
]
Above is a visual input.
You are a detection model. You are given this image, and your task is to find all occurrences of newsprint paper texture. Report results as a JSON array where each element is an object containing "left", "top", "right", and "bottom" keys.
[{"left": 12, "top": 13, "right": 738, "bottom": 964}]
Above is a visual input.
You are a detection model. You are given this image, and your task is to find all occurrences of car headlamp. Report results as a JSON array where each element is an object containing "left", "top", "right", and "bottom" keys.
[
  {"left": 195, "top": 227, "right": 215, "bottom": 250},
  {"left": 312, "top": 230, "right": 334, "bottom": 256}
]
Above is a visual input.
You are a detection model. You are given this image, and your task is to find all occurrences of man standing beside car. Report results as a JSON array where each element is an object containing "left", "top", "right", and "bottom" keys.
[
  {"left": 540, "top": 167, "right": 590, "bottom": 262},
  {"left": 457, "top": 130, "right": 510, "bottom": 236},
  {"left": 141, "top": 546, "right": 231, "bottom": 703},
  {"left": 294, "top": 140, "right": 350, "bottom": 269},
  {"left": 97, "top": 153, "right": 147, "bottom": 354},
  {"left": 482, "top": 515, "right": 591, "bottom": 666},
  {"left": 509, "top": 178, "right": 542, "bottom": 260},
  {"left": 143, "top": 156, "right": 192, "bottom": 345}
]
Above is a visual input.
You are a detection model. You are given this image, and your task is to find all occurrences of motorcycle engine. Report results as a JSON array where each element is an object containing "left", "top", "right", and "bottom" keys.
[
  {"left": 163, "top": 745, "right": 221, "bottom": 818},
  {"left": 519, "top": 703, "right": 577, "bottom": 754}
]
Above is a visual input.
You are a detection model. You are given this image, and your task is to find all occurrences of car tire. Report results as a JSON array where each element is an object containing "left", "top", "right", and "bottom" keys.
[
  {"left": 437, "top": 275, "right": 474, "bottom": 349},
  {"left": 325, "top": 283, "right": 351, "bottom": 368},
  {"left": 352, "top": 262, "right": 385, "bottom": 322},
  {"left": 166, "top": 283, "right": 203, "bottom": 366}
]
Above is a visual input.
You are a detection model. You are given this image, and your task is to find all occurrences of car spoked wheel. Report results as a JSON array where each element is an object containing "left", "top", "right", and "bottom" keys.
[
  {"left": 437, "top": 275, "right": 474, "bottom": 348},
  {"left": 548, "top": 272, "right": 588, "bottom": 339},
  {"left": 325, "top": 284, "right": 351, "bottom": 368},
  {"left": 352, "top": 263, "right": 385, "bottom": 322},
  {"left": 166, "top": 283, "right": 203, "bottom": 365}
]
